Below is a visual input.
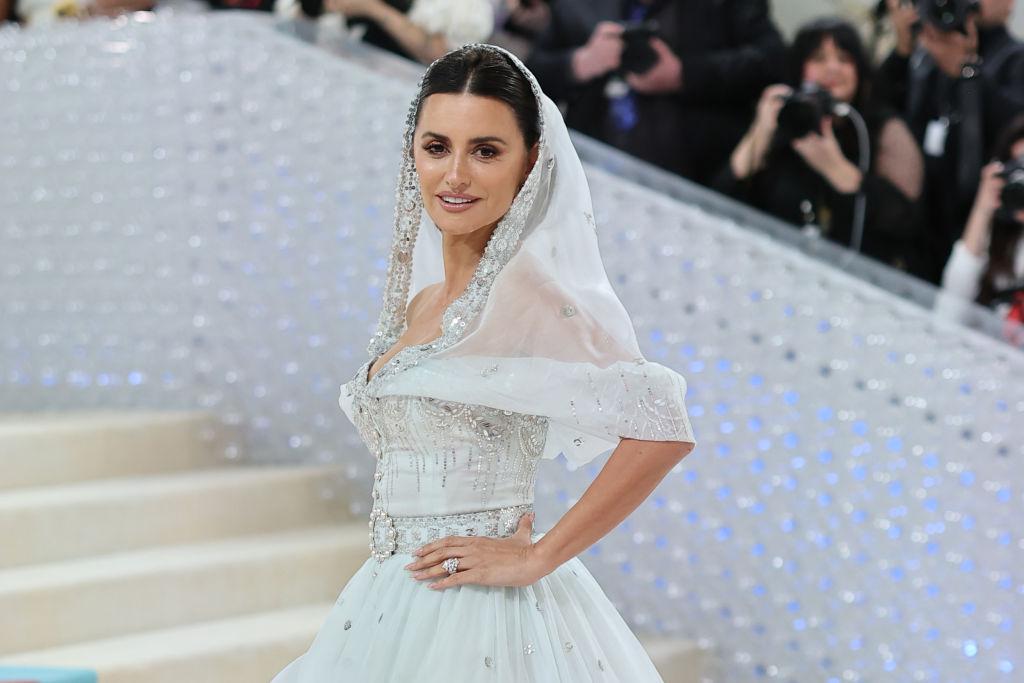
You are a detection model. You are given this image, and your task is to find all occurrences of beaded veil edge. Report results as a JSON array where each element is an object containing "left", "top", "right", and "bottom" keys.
[{"left": 363, "top": 43, "right": 553, "bottom": 386}]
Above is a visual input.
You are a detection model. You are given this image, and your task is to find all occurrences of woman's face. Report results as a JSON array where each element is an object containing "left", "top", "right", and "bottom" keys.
[
  {"left": 413, "top": 93, "right": 537, "bottom": 238},
  {"left": 802, "top": 36, "right": 859, "bottom": 104}
]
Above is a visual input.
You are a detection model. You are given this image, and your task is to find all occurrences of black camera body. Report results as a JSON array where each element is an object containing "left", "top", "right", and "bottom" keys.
[
  {"left": 874, "top": 0, "right": 980, "bottom": 35},
  {"left": 619, "top": 20, "right": 660, "bottom": 75},
  {"left": 999, "top": 157, "right": 1024, "bottom": 214},
  {"left": 917, "top": 0, "right": 980, "bottom": 34},
  {"left": 776, "top": 82, "right": 839, "bottom": 141}
]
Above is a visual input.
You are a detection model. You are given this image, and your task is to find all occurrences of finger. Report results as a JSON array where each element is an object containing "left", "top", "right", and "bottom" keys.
[
  {"left": 408, "top": 544, "right": 466, "bottom": 570},
  {"left": 412, "top": 555, "right": 478, "bottom": 581},
  {"left": 414, "top": 535, "right": 470, "bottom": 557},
  {"left": 417, "top": 540, "right": 473, "bottom": 569},
  {"left": 429, "top": 567, "right": 483, "bottom": 590},
  {"left": 649, "top": 37, "right": 669, "bottom": 55},
  {"left": 595, "top": 21, "right": 623, "bottom": 36}
]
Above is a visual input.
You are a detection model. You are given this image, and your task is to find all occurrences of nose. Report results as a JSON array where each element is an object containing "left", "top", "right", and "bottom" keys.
[{"left": 444, "top": 153, "right": 470, "bottom": 193}]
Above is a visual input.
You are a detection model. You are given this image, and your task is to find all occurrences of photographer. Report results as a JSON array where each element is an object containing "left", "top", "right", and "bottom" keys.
[
  {"left": 525, "top": 0, "right": 785, "bottom": 184},
  {"left": 877, "top": 0, "right": 1024, "bottom": 284},
  {"left": 713, "top": 18, "right": 924, "bottom": 272},
  {"left": 938, "top": 115, "right": 1024, "bottom": 322}
]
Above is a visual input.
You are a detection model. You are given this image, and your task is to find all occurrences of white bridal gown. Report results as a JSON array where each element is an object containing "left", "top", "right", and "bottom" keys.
[{"left": 270, "top": 355, "right": 666, "bottom": 682}]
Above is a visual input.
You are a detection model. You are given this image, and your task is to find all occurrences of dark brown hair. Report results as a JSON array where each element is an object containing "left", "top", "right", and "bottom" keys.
[{"left": 414, "top": 46, "right": 541, "bottom": 151}]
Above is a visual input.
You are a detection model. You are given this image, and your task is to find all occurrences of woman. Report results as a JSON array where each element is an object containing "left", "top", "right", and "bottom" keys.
[
  {"left": 271, "top": 44, "right": 697, "bottom": 681},
  {"left": 714, "top": 18, "right": 924, "bottom": 273},
  {"left": 938, "top": 115, "right": 1024, "bottom": 324}
]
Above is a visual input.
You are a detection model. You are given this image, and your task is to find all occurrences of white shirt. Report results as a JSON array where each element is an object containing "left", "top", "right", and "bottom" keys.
[{"left": 936, "top": 236, "right": 1024, "bottom": 323}]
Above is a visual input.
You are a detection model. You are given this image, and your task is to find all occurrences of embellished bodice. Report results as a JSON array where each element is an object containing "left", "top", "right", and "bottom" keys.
[{"left": 345, "top": 358, "right": 550, "bottom": 518}]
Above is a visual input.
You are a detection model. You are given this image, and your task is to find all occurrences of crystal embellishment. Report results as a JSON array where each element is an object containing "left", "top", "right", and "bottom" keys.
[
  {"left": 562, "top": 304, "right": 576, "bottom": 318},
  {"left": 368, "top": 504, "right": 535, "bottom": 560},
  {"left": 368, "top": 507, "right": 398, "bottom": 561}
]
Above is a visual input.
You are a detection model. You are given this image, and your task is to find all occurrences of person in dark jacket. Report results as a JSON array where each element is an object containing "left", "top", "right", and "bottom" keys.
[
  {"left": 876, "top": 0, "right": 1024, "bottom": 284},
  {"left": 713, "top": 18, "right": 925, "bottom": 273},
  {"left": 525, "top": 0, "right": 785, "bottom": 185}
]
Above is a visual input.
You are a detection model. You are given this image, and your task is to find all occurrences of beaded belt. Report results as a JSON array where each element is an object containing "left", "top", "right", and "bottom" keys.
[{"left": 368, "top": 503, "right": 534, "bottom": 562}]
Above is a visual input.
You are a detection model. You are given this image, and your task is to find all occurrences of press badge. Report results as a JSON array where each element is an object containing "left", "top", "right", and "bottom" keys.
[{"left": 923, "top": 117, "right": 949, "bottom": 156}]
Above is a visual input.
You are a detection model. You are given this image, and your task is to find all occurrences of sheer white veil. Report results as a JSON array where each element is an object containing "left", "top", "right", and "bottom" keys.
[{"left": 341, "top": 43, "right": 696, "bottom": 470}]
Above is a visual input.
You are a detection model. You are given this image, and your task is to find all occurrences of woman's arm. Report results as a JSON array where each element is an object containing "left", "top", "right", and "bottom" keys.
[
  {"left": 730, "top": 84, "right": 790, "bottom": 180},
  {"left": 367, "top": 1, "right": 448, "bottom": 63},
  {"left": 532, "top": 437, "right": 694, "bottom": 573},
  {"left": 328, "top": 0, "right": 449, "bottom": 64}
]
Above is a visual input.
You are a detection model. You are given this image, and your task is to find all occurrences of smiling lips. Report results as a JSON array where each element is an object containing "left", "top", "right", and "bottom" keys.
[{"left": 437, "top": 192, "right": 479, "bottom": 213}]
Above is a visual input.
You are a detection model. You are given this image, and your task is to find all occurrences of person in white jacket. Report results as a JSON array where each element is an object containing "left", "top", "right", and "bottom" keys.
[{"left": 937, "top": 114, "right": 1024, "bottom": 325}]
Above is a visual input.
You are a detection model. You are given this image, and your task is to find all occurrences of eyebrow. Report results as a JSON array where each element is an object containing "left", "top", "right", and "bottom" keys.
[{"left": 420, "top": 131, "right": 508, "bottom": 145}]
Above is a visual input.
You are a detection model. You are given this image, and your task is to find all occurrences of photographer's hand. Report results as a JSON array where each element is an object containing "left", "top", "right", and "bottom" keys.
[
  {"left": 571, "top": 22, "right": 624, "bottom": 82},
  {"left": 962, "top": 161, "right": 1005, "bottom": 257},
  {"left": 791, "top": 118, "right": 863, "bottom": 194},
  {"left": 730, "top": 84, "right": 790, "bottom": 180},
  {"left": 886, "top": 0, "right": 920, "bottom": 57},
  {"left": 920, "top": 20, "right": 979, "bottom": 78},
  {"left": 625, "top": 38, "right": 682, "bottom": 95}
]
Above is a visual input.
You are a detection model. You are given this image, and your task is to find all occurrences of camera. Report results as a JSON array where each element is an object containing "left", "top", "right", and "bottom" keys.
[
  {"left": 619, "top": 20, "right": 660, "bottom": 75},
  {"left": 918, "top": 0, "right": 980, "bottom": 34},
  {"left": 999, "top": 156, "right": 1024, "bottom": 213},
  {"left": 776, "top": 82, "right": 839, "bottom": 141},
  {"left": 874, "top": 0, "right": 980, "bottom": 35}
]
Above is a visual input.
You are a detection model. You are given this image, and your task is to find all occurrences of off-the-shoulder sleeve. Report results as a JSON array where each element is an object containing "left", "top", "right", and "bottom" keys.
[{"left": 406, "top": 0, "right": 496, "bottom": 48}]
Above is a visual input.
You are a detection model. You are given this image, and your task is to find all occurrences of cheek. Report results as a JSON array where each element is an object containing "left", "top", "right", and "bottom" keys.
[
  {"left": 802, "top": 63, "right": 819, "bottom": 84},
  {"left": 480, "top": 161, "right": 524, "bottom": 203},
  {"left": 413, "top": 154, "right": 440, "bottom": 184}
]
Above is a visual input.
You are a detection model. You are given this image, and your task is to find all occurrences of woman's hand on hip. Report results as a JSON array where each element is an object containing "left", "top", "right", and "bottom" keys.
[{"left": 404, "top": 512, "right": 551, "bottom": 590}]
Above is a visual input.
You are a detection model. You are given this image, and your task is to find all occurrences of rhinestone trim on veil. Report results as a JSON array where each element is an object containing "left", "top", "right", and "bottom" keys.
[{"left": 364, "top": 44, "right": 549, "bottom": 387}]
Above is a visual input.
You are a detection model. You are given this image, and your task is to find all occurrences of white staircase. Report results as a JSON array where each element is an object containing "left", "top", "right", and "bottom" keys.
[
  {"left": 0, "top": 411, "right": 363, "bottom": 682},
  {"left": 0, "top": 411, "right": 709, "bottom": 683}
]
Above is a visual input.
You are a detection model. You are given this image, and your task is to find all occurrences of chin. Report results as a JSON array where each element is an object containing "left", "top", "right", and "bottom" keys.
[{"left": 430, "top": 214, "right": 492, "bottom": 237}]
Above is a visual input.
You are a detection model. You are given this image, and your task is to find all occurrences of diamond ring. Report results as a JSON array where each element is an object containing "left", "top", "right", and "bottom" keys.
[{"left": 442, "top": 557, "right": 459, "bottom": 575}]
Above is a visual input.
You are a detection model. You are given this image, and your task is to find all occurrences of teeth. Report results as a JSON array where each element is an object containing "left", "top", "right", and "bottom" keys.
[{"left": 441, "top": 196, "right": 473, "bottom": 205}]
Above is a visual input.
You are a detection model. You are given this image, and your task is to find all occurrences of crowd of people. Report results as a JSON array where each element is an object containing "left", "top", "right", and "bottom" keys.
[{"left": 6, "top": 0, "right": 1023, "bottom": 323}]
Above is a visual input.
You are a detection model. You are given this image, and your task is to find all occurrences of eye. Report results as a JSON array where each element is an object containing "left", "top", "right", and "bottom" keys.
[
  {"left": 424, "top": 142, "right": 447, "bottom": 156},
  {"left": 475, "top": 146, "right": 498, "bottom": 159}
]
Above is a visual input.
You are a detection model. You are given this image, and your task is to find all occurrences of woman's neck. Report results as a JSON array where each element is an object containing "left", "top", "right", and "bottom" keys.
[{"left": 439, "top": 222, "right": 495, "bottom": 300}]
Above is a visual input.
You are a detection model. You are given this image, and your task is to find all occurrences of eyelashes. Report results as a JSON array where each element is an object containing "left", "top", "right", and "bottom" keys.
[{"left": 422, "top": 143, "right": 499, "bottom": 159}]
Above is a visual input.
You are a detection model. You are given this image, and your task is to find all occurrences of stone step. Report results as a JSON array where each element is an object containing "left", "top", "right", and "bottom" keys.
[
  {"left": 0, "top": 603, "right": 333, "bottom": 683},
  {"left": 0, "top": 525, "right": 368, "bottom": 655},
  {"left": 0, "top": 464, "right": 351, "bottom": 568},
  {"left": 0, "top": 412, "right": 239, "bottom": 490}
]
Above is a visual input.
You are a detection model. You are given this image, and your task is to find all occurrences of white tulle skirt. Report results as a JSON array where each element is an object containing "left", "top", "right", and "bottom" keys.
[{"left": 271, "top": 532, "right": 664, "bottom": 682}]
